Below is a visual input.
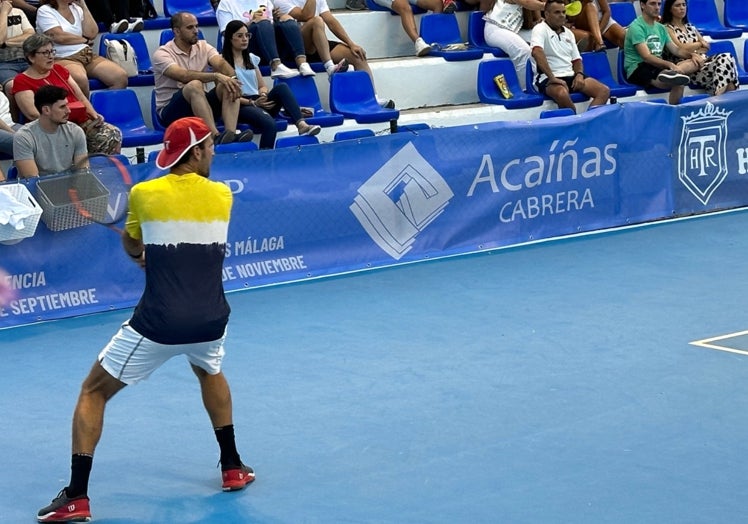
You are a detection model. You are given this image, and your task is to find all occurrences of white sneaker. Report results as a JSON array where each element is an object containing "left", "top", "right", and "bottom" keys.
[
  {"left": 110, "top": 19, "right": 128, "bottom": 33},
  {"left": 270, "top": 63, "right": 300, "bottom": 79},
  {"left": 415, "top": 37, "right": 431, "bottom": 57},
  {"left": 326, "top": 58, "right": 349, "bottom": 76},
  {"left": 126, "top": 18, "right": 144, "bottom": 33},
  {"left": 298, "top": 62, "right": 316, "bottom": 77}
]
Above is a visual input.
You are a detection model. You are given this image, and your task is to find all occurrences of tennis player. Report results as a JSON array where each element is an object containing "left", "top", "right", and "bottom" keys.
[{"left": 37, "top": 117, "right": 254, "bottom": 523}]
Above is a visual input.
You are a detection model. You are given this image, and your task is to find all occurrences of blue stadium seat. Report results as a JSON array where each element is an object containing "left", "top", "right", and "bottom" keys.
[
  {"left": 419, "top": 14, "right": 484, "bottom": 61},
  {"left": 159, "top": 28, "right": 205, "bottom": 46},
  {"left": 467, "top": 12, "right": 507, "bottom": 58},
  {"left": 333, "top": 129, "right": 376, "bottom": 141},
  {"left": 396, "top": 122, "right": 431, "bottom": 133},
  {"left": 91, "top": 89, "right": 164, "bottom": 148},
  {"left": 6, "top": 165, "right": 17, "bottom": 180},
  {"left": 476, "top": 59, "right": 544, "bottom": 109},
  {"left": 98, "top": 32, "right": 155, "bottom": 86},
  {"left": 275, "top": 135, "right": 319, "bottom": 148},
  {"left": 329, "top": 71, "right": 400, "bottom": 124},
  {"left": 706, "top": 40, "right": 748, "bottom": 84},
  {"left": 609, "top": 2, "right": 636, "bottom": 27},
  {"left": 143, "top": 17, "right": 172, "bottom": 31},
  {"left": 150, "top": 91, "right": 166, "bottom": 132},
  {"left": 274, "top": 75, "right": 345, "bottom": 127},
  {"left": 539, "top": 108, "right": 575, "bottom": 119},
  {"left": 215, "top": 141, "right": 259, "bottom": 154},
  {"left": 686, "top": 0, "right": 742, "bottom": 38},
  {"left": 88, "top": 79, "right": 106, "bottom": 91},
  {"left": 526, "top": 59, "right": 590, "bottom": 103},
  {"left": 581, "top": 51, "right": 638, "bottom": 98},
  {"left": 724, "top": 0, "right": 748, "bottom": 30},
  {"left": 681, "top": 93, "right": 710, "bottom": 103},
  {"left": 163, "top": 0, "right": 217, "bottom": 26}
]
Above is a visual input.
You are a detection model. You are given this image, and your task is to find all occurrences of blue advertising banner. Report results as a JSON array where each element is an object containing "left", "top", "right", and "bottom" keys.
[{"left": 2, "top": 92, "right": 748, "bottom": 329}]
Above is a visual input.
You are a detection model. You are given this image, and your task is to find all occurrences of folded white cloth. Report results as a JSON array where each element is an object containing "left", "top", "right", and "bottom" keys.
[{"left": 0, "top": 187, "right": 37, "bottom": 231}]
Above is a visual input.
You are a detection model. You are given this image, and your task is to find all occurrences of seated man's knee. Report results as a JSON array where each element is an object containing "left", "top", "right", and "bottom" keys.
[
  {"left": 182, "top": 79, "right": 206, "bottom": 97},
  {"left": 309, "top": 15, "right": 325, "bottom": 31},
  {"left": 391, "top": 0, "right": 410, "bottom": 14}
]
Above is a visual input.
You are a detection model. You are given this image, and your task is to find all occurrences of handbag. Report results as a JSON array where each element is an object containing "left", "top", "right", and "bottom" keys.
[
  {"left": 67, "top": 100, "right": 89, "bottom": 124},
  {"left": 50, "top": 67, "right": 89, "bottom": 124},
  {"left": 103, "top": 39, "right": 138, "bottom": 77}
]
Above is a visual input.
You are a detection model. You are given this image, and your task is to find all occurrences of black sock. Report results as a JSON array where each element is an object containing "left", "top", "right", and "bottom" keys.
[
  {"left": 214, "top": 424, "right": 241, "bottom": 469},
  {"left": 66, "top": 454, "right": 93, "bottom": 498}
]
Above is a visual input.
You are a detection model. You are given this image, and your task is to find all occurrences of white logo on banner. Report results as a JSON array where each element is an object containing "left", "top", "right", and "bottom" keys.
[
  {"left": 678, "top": 102, "right": 732, "bottom": 205},
  {"left": 351, "top": 142, "right": 454, "bottom": 260}
]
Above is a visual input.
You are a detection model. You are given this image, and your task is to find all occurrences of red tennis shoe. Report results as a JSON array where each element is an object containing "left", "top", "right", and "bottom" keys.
[
  {"left": 222, "top": 463, "right": 256, "bottom": 491},
  {"left": 37, "top": 489, "right": 91, "bottom": 522}
]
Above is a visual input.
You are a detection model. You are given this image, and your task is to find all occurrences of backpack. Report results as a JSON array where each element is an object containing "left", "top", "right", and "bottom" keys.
[{"left": 104, "top": 39, "right": 138, "bottom": 77}]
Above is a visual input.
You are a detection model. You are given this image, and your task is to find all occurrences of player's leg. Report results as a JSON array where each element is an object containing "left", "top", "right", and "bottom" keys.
[
  {"left": 38, "top": 362, "right": 126, "bottom": 523},
  {"left": 188, "top": 336, "right": 255, "bottom": 492}
]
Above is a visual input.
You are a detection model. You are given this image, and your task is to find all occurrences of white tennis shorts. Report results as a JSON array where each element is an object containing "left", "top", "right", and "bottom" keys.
[{"left": 98, "top": 322, "right": 226, "bottom": 385}]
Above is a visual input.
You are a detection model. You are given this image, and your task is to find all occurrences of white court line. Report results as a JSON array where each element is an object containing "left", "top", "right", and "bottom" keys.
[{"left": 690, "top": 330, "right": 748, "bottom": 356}]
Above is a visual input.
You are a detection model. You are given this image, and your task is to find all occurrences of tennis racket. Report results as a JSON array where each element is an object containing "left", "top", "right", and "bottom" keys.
[{"left": 65, "top": 153, "right": 133, "bottom": 233}]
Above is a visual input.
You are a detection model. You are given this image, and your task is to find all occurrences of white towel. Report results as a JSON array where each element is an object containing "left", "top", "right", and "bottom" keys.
[{"left": 0, "top": 187, "right": 37, "bottom": 231}]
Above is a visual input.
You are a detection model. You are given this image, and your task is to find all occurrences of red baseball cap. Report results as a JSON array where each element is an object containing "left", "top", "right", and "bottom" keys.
[{"left": 156, "top": 117, "right": 212, "bottom": 170}]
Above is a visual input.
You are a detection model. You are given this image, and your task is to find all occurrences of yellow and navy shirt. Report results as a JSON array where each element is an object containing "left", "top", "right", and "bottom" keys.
[{"left": 125, "top": 173, "right": 232, "bottom": 344}]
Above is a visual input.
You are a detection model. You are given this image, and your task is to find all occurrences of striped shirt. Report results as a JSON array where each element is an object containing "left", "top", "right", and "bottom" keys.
[{"left": 126, "top": 173, "right": 233, "bottom": 344}]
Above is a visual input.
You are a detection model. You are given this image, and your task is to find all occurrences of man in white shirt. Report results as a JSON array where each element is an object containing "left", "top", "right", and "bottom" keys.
[{"left": 530, "top": 0, "right": 610, "bottom": 113}]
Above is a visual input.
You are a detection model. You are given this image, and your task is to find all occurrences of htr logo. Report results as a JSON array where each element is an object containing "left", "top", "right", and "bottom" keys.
[
  {"left": 351, "top": 143, "right": 453, "bottom": 260},
  {"left": 678, "top": 102, "right": 732, "bottom": 205}
]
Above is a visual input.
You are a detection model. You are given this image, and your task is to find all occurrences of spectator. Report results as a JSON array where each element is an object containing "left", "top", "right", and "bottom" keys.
[
  {"left": 35, "top": 0, "right": 128, "bottom": 97},
  {"left": 13, "top": 33, "right": 122, "bottom": 155},
  {"left": 623, "top": 0, "right": 700, "bottom": 104},
  {"left": 369, "top": 0, "right": 447, "bottom": 57},
  {"left": 11, "top": 0, "right": 38, "bottom": 25},
  {"left": 483, "top": 0, "right": 545, "bottom": 90},
  {"left": 13, "top": 84, "right": 87, "bottom": 177},
  {"left": 531, "top": 0, "right": 610, "bottom": 111},
  {"left": 153, "top": 12, "right": 254, "bottom": 145},
  {"left": 0, "top": 89, "right": 20, "bottom": 156},
  {"left": 87, "top": 0, "right": 144, "bottom": 33},
  {"left": 566, "top": 0, "right": 625, "bottom": 50},
  {"left": 221, "top": 20, "right": 319, "bottom": 148},
  {"left": 0, "top": 0, "right": 34, "bottom": 95},
  {"left": 661, "top": 0, "right": 738, "bottom": 96},
  {"left": 215, "top": 0, "right": 311, "bottom": 78},
  {"left": 274, "top": 0, "right": 395, "bottom": 107}
]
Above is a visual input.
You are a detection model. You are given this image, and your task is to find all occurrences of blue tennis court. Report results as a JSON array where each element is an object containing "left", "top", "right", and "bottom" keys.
[{"left": 3, "top": 209, "right": 748, "bottom": 523}]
